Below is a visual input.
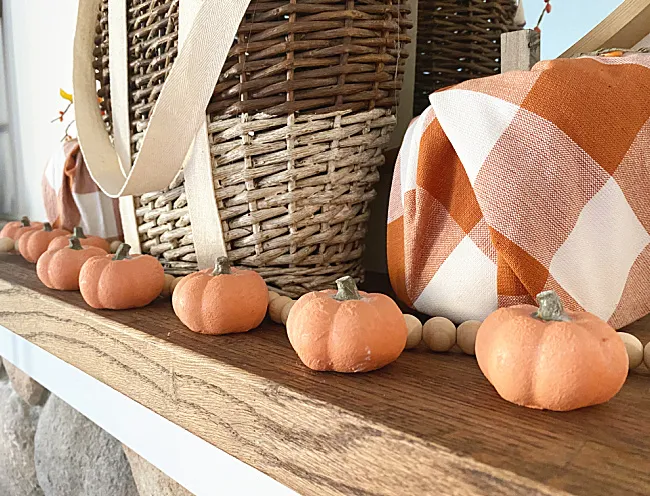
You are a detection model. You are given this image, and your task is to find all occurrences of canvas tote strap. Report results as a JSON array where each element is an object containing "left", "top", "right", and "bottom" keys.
[{"left": 73, "top": 0, "right": 251, "bottom": 198}]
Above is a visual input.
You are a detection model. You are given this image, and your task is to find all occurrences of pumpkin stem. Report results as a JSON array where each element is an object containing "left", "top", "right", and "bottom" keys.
[
  {"left": 113, "top": 243, "right": 131, "bottom": 261},
  {"left": 43, "top": 222, "right": 52, "bottom": 232},
  {"left": 68, "top": 237, "right": 83, "bottom": 250},
  {"left": 333, "top": 276, "right": 362, "bottom": 301},
  {"left": 212, "top": 257, "right": 231, "bottom": 275},
  {"left": 73, "top": 226, "right": 87, "bottom": 239},
  {"left": 20, "top": 216, "right": 30, "bottom": 227},
  {"left": 534, "top": 290, "right": 569, "bottom": 322}
]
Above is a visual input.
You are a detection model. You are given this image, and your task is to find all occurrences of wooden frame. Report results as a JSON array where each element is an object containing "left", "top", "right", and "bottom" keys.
[{"left": 562, "top": 0, "right": 650, "bottom": 56}]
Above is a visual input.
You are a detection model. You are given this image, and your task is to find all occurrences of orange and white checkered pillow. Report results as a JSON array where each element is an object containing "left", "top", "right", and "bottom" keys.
[{"left": 387, "top": 54, "right": 650, "bottom": 329}]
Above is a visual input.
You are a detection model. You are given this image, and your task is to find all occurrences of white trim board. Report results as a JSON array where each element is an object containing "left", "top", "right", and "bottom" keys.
[{"left": 0, "top": 324, "right": 297, "bottom": 496}]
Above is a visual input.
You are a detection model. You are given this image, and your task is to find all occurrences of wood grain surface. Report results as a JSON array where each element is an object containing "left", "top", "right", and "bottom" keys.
[
  {"left": 501, "top": 30, "right": 541, "bottom": 73},
  {"left": 0, "top": 255, "right": 649, "bottom": 496}
]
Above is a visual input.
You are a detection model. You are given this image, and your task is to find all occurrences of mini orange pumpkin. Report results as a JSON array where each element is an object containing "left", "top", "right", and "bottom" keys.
[
  {"left": 172, "top": 257, "right": 268, "bottom": 334},
  {"left": 37, "top": 237, "right": 107, "bottom": 290},
  {"left": 48, "top": 226, "right": 110, "bottom": 252},
  {"left": 18, "top": 223, "right": 71, "bottom": 263},
  {"left": 475, "top": 290, "right": 628, "bottom": 411},
  {"left": 79, "top": 243, "right": 165, "bottom": 309},
  {"left": 286, "top": 276, "right": 407, "bottom": 373},
  {"left": 0, "top": 216, "right": 43, "bottom": 241}
]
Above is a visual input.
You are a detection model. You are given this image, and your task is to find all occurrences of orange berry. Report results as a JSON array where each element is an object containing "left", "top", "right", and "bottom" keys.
[{"left": 545, "top": 3, "right": 552, "bottom": 13}]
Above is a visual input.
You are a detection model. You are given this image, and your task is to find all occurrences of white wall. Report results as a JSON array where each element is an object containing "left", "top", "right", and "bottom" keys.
[
  {"left": 0, "top": 21, "right": 17, "bottom": 216},
  {"left": 1, "top": 0, "right": 79, "bottom": 220}
]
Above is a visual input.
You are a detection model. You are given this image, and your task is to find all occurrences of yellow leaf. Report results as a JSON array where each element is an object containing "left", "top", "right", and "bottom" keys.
[{"left": 59, "top": 89, "right": 73, "bottom": 103}]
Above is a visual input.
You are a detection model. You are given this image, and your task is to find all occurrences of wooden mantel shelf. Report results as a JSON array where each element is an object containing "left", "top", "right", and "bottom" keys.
[{"left": 0, "top": 255, "right": 649, "bottom": 496}]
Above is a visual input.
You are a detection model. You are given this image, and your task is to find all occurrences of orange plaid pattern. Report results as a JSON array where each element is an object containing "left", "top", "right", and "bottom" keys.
[{"left": 388, "top": 54, "right": 650, "bottom": 328}]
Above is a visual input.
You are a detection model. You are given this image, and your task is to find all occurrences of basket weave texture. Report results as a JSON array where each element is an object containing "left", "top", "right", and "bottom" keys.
[
  {"left": 94, "top": 0, "right": 412, "bottom": 297},
  {"left": 413, "top": 0, "right": 520, "bottom": 115}
]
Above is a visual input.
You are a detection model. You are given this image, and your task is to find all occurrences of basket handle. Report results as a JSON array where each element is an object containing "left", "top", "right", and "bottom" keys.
[{"left": 73, "top": 0, "right": 251, "bottom": 198}]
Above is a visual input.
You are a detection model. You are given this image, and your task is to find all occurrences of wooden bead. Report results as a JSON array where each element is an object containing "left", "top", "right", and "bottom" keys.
[
  {"left": 457, "top": 320, "right": 482, "bottom": 356},
  {"left": 645, "top": 342, "right": 650, "bottom": 370},
  {"left": 160, "top": 274, "right": 176, "bottom": 297},
  {"left": 269, "top": 296, "right": 292, "bottom": 324},
  {"left": 619, "top": 332, "right": 644, "bottom": 369},
  {"left": 404, "top": 314, "right": 422, "bottom": 349},
  {"left": 109, "top": 240, "right": 122, "bottom": 253},
  {"left": 268, "top": 291, "right": 280, "bottom": 303},
  {"left": 170, "top": 277, "right": 182, "bottom": 295},
  {"left": 423, "top": 317, "right": 456, "bottom": 352},
  {"left": 280, "top": 300, "right": 296, "bottom": 325},
  {"left": 0, "top": 237, "right": 14, "bottom": 253}
]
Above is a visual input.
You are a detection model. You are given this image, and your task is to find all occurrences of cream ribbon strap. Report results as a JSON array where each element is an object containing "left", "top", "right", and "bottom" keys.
[{"left": 73, "top": 0, "right": 251, "bottom": 198}]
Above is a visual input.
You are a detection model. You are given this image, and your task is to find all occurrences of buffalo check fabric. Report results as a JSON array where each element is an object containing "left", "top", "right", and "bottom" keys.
[{"left": 387, "top": 54, "right": 650, "bottom": 328}]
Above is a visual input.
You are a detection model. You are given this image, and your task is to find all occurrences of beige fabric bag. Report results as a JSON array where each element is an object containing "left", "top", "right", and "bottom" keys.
[{"left": 73, "top": 0, "right": 251, "bottom": 262}]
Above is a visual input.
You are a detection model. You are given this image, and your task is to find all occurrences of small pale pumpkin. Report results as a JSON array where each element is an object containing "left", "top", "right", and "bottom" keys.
[
  {"left": 286, "top": 276, "right": 407, "bottom": 373},
  {"left": 79, "top": 243, "right": 165, "bottom": 309},
  {"left": 37, "top": 237, "right": 107, "bottom": 290},
  {"left": 49, "top": 226, "right": 110, "bottom": 252},
  {"left": 172, "top": 257, "right": 268, "bottom": 334},
  {"left": 18, "top": 223, "right": 70, "bottom": 263},
  {"left": 0, "top": 216, "right": 43, "bottom": 241},
  {"left": 475, "top": 290, "right": 628, "bottom": 411}
]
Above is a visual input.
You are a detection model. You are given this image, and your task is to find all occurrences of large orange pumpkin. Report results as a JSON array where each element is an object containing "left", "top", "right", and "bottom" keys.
[
  {"left": 49, "top": 226, "right": 110, "bottom": 252},
  {"left": 172, "top": 257, "right": 268, "bottom": 334},
  {"left": 18, "top": 223, "right": 70, "bottom": 263},
  {"left": 79, "top": 243, "right": 165, "bottom": 309},
  {"left": 475, "top": 290, "right": 628, "bottom": 411},
  {"left": 286, "top": 276, "right": 407, "bottom": 373},
  {"left": 37, "top": 237, "right": 107, "bottom": 290},
  {"left": 0, "top": 216, "right": 43, "bottom": 241}
]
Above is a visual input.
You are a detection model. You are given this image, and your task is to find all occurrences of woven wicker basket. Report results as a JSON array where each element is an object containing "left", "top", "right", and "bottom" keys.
[
  {"left": 93, "top": 0, "right": 412, "bottom": 297},
  {"left": 413, "top": 0, "right": 520, "bottom": 115}
]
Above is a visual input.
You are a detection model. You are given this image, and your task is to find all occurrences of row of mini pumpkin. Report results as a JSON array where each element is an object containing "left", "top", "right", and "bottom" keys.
[
  {"left": 0, "top": 218, "right": 161, "bottom": 307},
  {"left": 0, "top": 219, "right": 269, "bottom": 331},
  {"left": 1, "top": 218, "right": 647, "bottom": 413}
]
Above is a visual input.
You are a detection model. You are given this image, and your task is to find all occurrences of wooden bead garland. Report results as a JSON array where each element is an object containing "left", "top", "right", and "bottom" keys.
[
  {"left": 160, "top": 274, "right": 177, "bottom": 297},
  {"left": 404, "top": 315, "right": 423, "bottom": 349},
  {"left": 262, "top": 294, "right": 478, "bottom": 359},
  {"left": 135, "top": 275, "right": 650, "bottom": 370},
  {"left": 618, "top": 332, "right": 644, "bottom": 369},
  {"left": 269, "top": 295, "right": 292, "bottom": 324},
  {"left": 406, "top": 317, "right": 650, "bottom": 373},
  {"left": 4, "top": 228, "right": 649, "bottom": 373},
  {"left": 169, "top": 279, "right": 650, "bottom": 373},
  {"left": 457, "top": 321, "right": 481, "bottom": 356},
  {"left": 170, "top": 277, "right": 181, "bottom": 295},
  {"left": 0, "top": 237, "right": 14, "bottom": 253},
  {"left": 8, "top": 233, "right": 648, "bottom": 371},
  {"left": 280, "top": 300, "right": 295, "bottom": 325},
  {"left": 422, "top": 317, "right": 456, "bottom": 352}
]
